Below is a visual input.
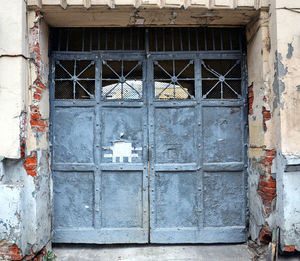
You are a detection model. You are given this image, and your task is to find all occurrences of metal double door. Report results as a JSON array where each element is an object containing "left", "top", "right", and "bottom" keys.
[{"left": 51, "top": 52, "right": 247, "bottom": 244}]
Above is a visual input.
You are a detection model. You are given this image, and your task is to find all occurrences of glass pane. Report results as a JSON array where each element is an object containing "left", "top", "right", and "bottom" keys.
[
  {"left": 154, "top": 60, "right": 194, "bottom": 100},
  {"left": 202, "top": 59, "right": 241, "bottom": 99},
  {"left": 76, "top": 81, "right": 95, "bottom": 99},
  {"left": 102, "top": 60, "right": 143, "bottom": 100},
  {"left": 55, "top": 60, "right": 95, "bottom": 99},
  {"left": 55, "top": 80, "right": 73, "bottom": 99}
]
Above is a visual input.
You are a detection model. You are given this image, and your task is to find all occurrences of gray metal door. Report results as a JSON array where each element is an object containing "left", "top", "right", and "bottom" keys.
[
  {"left": 148, "top": 55, "right": 247, "bottom": 243},
  {"left": 50, "top": 28, "right": 247, "bottom": 244},
  {"left": 51, "top": 54, "right": 149, "bottom": 243}
]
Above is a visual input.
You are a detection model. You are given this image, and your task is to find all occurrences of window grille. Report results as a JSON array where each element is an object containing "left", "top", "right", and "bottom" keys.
[{"left": 51, "top": 27, "right": 243, "bottom": 52}]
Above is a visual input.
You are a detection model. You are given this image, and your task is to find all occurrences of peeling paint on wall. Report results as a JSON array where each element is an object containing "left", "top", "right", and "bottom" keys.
[
  {"left": 0, "top": 8, "right": 51, "bottom": 260},
  {"left": 273, "top": 52, "right": 287, "bottom": 110},
  {"left": 286, "top": 43, "right": 294, "bottom": 59}
]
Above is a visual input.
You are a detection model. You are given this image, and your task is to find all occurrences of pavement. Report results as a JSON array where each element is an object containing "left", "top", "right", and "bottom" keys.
[{"left": 53, "top": 244, "right": 300, "bottom": 261}]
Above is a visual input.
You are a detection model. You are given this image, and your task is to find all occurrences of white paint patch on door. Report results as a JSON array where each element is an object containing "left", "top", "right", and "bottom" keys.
[{"left": 104, "top": 141, "right": 142, "bottom": 163}]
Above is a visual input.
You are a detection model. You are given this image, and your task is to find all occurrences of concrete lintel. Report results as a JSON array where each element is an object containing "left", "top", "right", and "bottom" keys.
[
  {"left": 27, "top": 0, "right": 269, "bottom": 9},
  {"left": 27, "top": 6, "right": 260, "bottom": 27}
]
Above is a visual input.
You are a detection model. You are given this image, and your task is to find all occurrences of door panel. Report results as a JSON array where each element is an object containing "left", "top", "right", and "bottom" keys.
[
  {"left": 51, "top": 53, "right": 247, "bottom": 244},
  {"left": 203, "top": 171, "right": 244, "bottom": 227},
  {"left": 101, "top": 171, "right": 144, "bottom": 228},
  {"left": 149, "top": 57, "right": 202, "bottom": 243},
  {"left": 101, "top": 108, "right": 144, "bottom": 164},
  {"left": 203, "top": 106, "right": 243, "bottom": 163},
  {"left": 53, "top": 171, "right": 94, "bottom": 229},
  {"left": 154, "top": 107, "right": 196, "bottom": 164},
  {"left": 52, "top": 56, "right": 149, "bottom": 243},
  {"left": 53, "top": 107, "right": 94, "bottom": 164},
  {"left": 154, "top": 171, "right": 198, "bottom": 228}
]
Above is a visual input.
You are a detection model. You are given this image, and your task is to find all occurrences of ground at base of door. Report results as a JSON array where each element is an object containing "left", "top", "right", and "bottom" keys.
[{"left": 52, "top": 243, "right": 300, "bottom": 261}]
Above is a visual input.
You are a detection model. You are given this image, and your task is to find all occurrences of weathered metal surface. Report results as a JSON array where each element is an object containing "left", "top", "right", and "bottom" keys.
[{"left": 50, "top": 28, "right": 247, "bottom": 244}]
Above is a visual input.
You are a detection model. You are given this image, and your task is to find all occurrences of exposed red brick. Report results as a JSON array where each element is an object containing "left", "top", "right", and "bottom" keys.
[
  {"left": 33, "top": 93, "right": 41, "bottom": 100},
  {"left": 284, "top": 245, "right": 296, "bottom": 252},
  {"left": 35, "top": 77, "right": 46, "bottom": 89},
  {"left": 262, "top": 106, "right": 271, "bottom": 131},
  {"left": 31, "top": 112, "right": 41, "bottom": 120},
  {"left": 20, "top": 138, "right": 26, "bottom": 158},
  {"left": 23, "top": 151, "right": 37, "bottom": 177},
  {"left": 29, "top": 109, "right": 48, "bottom": 133},
  {"left": 257, "top": 149, "right": 277, "bottom": 215},
  {"left": 259, "top": 179, "right": 276, "bottom": 188},
  {"left": 28, "top": 13, "right": 49, "bottom": 135},
  {"left": 31, "top": 106, "right": 39, "bottom": 113},
  {"left": 35, "top": 88, "right": 43, "bottom": 94},
  {"left": 34, "top": 126, "right": 47, "bottom": 132},
  {"left": 22, "top": 247, "right": 47, "bottom": 261},
  {"left": 0, "top": 244, "right": 23, "bottom": 260},
  {"left": 30, "top": 119, "right": 47, "bottom": 127},
  {"left": 248, "top": 84, "right": 254, "bottom": 115},
  {"left": 259, "top": 225, "right": 272, "bottom": 244},
  {"left": 257, "top": 186, "right": 276, "bottom": 195},
  {"left": 265, "top": 150, "right": 276, "bottom": 157}
]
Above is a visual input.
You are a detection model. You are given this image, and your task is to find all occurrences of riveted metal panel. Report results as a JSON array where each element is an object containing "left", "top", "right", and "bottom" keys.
[{"left": 50, "top": 28, "right": 247, "bottom": 244}]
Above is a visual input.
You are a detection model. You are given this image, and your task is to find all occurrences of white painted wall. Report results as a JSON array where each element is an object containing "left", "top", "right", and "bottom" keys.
[{"left": 0, "top": 0, "right": 27, "bottom": 159}]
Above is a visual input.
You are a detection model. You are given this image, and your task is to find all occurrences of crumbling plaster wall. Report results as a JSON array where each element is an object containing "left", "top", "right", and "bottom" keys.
[
  {"left": 0, "top": 1, "right": 27, "bottom": 159},
  {"left": 271, "top": 0, "right": 300, "bottom": 252},
  {"left": 0, "top": 2, "right": 51, "bottom": 260},
  {"left": 246, "top": 10, "right": 275, "bottom": 244},
  {"left": 247, "top": 0, "right": 300, "bottom": 251}
]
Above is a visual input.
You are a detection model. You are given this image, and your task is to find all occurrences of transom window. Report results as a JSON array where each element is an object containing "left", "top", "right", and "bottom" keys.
[{"left": 52, "top": 28, "right": 244, "bottom": 101}]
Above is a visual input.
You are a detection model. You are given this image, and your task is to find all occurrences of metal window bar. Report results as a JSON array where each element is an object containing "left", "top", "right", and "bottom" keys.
[
  {"left": 130, "top": 28, "right": 133, "bottom": 50},
  {"left": 220, "top": 30, "right": 223, "bottom": 51},
  {"left": 155, "top": 28, "right": 158, "bottom": 52},
  {"left": 66, "top": 29, "right": 70, "bottom": 51},
  {"left": 229, "top": 31, "right": 233, "bottom": 50},
  {"left": 171, "top": 28, "right": 174, "bottom": 52},
  {"left": 162, "top": 28, "right": 166, "bottom": 52},
  {"left": 97, "top": 29, "right": 101, "bottom": 50},
  {"left": 90, "top": 29, "right": 93, "bottom": 51},
  {"left": 188, "top": 28, "right": 191, "bottom": 51},
  {"left": 82, "top": 28, "right": 85, "bottom": 52},
  {"left": 204, "top": 28, "right": 207, "bottom": 51},
  {"left": 196, "top": 28, "right": 199, "bottom": 51},
  {"left": 51, "top": 28, "right": 243, "bottom": 52},
  {"left": 137, "top": 29, "right": 140, "bottom": 50},
  {"left": 105, "top": 30, "right": 108, "bottom": 50},
  {"left": 212, "top": 29, "right": 215, "bottom": 51},
  {"left": 122, "top": 30, "right": 125, "bottom": 50},
  {"left": 58, "top": 29, "right": 62, "bottom": 51}
]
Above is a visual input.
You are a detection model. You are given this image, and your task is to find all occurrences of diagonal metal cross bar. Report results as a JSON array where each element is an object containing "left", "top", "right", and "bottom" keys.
[
  {"left": 103, "top": 82, "right": 120, "bottom": 98},
  {"left": 77, "top": 61, "right": 95, "bottom": 78},
  {"left": 203, "top": 81, "right": 220, "bottom": 98},
  {"left": 76, "top": 80, "right": 95, "bottom": 98},
  {"left": 154, "top": 61, "right": 172, "bottom": 78},
  {"left": 124, "top": 81, "right": 142, "bottom": 99},
  {"left": 156, "top": 82, "right": 172, "bottom": 99},
  {"left": 201, "top": 61, "right": 220, "bottom": 78},
  {"left": 176, "top": 60, "right": 194, "bottom": 78},
  {"left": 56, "top": 61, "right": 73, "bottom": 78},
  {"left": 124, "top": 61, "right": 142, "bottom": 78},
  {"left": 175, "top": 81, "right": 194, "bottom": 99},
  {"left": 224, "top": 60, "right": 240, "bottom": 77},
  {"left": 223, "top": 81, "right": 241, "bottom": 98},
  {"left": 103, "top": 60, "right": 120, "bottom": 78}
]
